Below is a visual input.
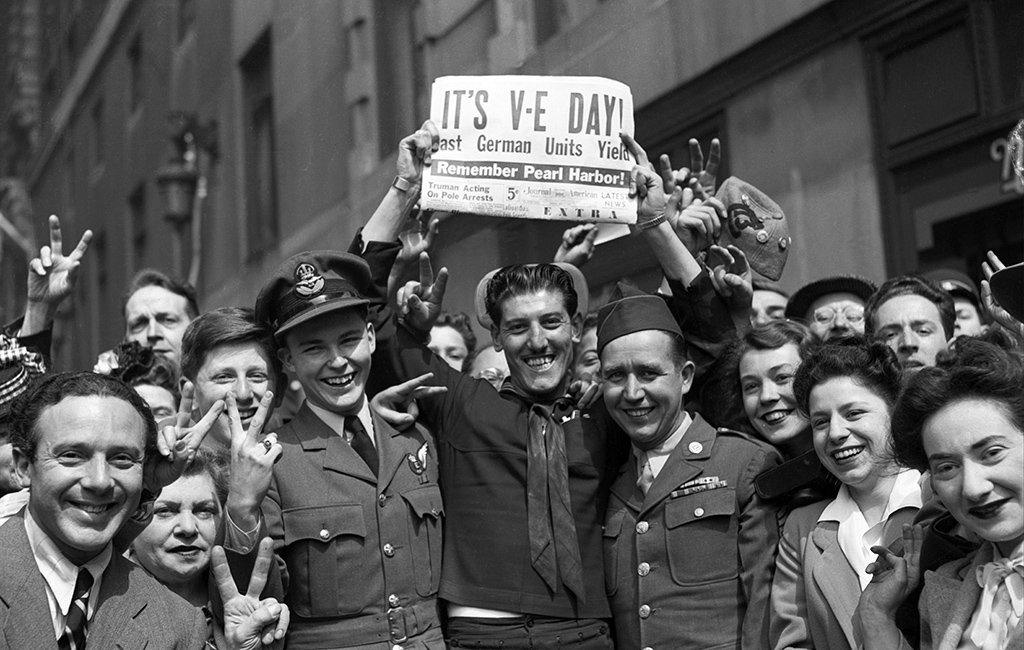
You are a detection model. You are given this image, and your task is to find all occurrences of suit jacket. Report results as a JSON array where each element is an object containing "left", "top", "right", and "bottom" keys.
[
  {"left": 769, "top": 498, "right": 918, "bottom": 650},
  {"left": 226, "top": 403, "right": 443, "bottom": 648},
  {"left": 603, "top": 414, "right": 782, "bottom": 650},
  {"left": 916, "top": 543, "right": 1024, "bottom": 650},
  {"left": 0, "top": 514, "right": 206, "bottom": 650}
]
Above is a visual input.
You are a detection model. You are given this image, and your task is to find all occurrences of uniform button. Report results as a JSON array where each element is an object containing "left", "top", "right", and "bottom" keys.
[
  {"left": 319, "top": 528, "right": 330, "bottom": 540},
  {"left": 378, "top": 494, "right": 387, "bottom": 508},
  {"left": 694, "top": 507, "right": 705, "bottom": 518},
  {"left": 383, "top": 543, "right": 395, "bottom": 557},
  {"left": 388, "top": 594, "right": 400, "bottom": 607},
  {"left": 637, "top": 562, "right": 650, "bottom": 577},
  {"left": 688, "top": 441, "right": 703, "bottom": 454},
  {"left": 635, "top": 521, "right": 649, "bottom": 534},
  {"left": 639, "top": 604, "right": 651, "bottom": 618},
  {"left": 392, "top": 645, "right": 403, "bottom": 650},
  {"left": 642, "top": 647, "right": 654, "bottom": 650}
]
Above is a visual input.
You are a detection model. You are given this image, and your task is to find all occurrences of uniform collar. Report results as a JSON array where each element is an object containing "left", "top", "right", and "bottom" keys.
[{"left": 307, "top": 397, "right": 376, "bottom": 443}]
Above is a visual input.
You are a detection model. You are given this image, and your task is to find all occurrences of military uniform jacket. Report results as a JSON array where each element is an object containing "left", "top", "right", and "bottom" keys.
[
  {"left": 228, "top": 403, "right": 443, "bottom": 648},
  {"left": 603, "top": 414, "right": 782, "bottom": 650}
]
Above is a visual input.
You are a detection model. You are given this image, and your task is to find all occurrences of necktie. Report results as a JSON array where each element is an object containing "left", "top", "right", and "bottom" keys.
[
  {"left": 345, "top": 415, "right": 378, "bottom": 477},
  {"left": 966, "top": 555, "right": 1024, "bottom": 650},
  {"left": 58, "top": 568, "right": 93, "bottom": 650},
  {"left": 526, "top": 403, "right": 585, "bottom": 602},
  {"left": 636, "top": 452, "right": 655, "bottom": 496}
]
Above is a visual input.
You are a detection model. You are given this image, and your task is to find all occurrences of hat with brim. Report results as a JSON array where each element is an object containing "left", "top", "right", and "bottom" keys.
[
  {"left": 256, "top": 251, "right": 373, "bottom": 338},
  {"left": 474, "top": 262, "right": 589, "bottom": 331},
  {"left": 990, "top": 262, "right": 1024, "bottom": 324},
  {"left": 922, "top": 268, "right": 980, "bottom": 304},
  {"left": 785, "top": 275, "right": 877, "bottom": 321}
]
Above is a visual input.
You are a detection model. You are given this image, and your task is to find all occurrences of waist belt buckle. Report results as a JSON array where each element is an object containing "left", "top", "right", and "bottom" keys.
[{"left": 387, "top": 605, "right": 409, "bottom": 644}]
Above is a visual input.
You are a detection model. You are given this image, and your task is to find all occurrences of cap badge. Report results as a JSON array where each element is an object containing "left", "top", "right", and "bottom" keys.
[
  {"left": 726, "top": 203, "right": 766, "bottom": 239},
  {"left": 294, "top": 263, "right": 325, "bottom": 297}
]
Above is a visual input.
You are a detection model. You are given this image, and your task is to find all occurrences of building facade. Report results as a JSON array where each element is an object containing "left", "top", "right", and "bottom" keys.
[{"left": 2, "top": 0, "right": 1021, "bottom": 370}]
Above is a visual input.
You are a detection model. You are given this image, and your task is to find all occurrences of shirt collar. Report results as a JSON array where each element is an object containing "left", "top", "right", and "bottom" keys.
[
  {"left": 24, "top": 507, "right": 111, "bottom": 616},
  {"left": 818, "top": 469, "right": 922, "bottom": 523},
  {"left": 632, "top": 412, "right": 692, "bottom": 461},
  {"left": 307, "top": 397, "right": 375, "bottom": 440}
]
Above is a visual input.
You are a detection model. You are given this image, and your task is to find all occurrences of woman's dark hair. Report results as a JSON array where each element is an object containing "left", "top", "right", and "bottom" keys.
[
  {"left": 180, "top": 307, "right": 284, "bottom": 401},
  {"left": 179, "top": 446, "right": 231, "bottom": 504},
  {"left": 110, "top": 341, "right": 181, "bottom": 405},
  {"left": 892, "top": 339, "right": 1024, "bottom": 472},
  {"left": 792, "top": 337, "right": 903, "bottom": 416},
  {"left": 485, "top": 264, "right": 578, "bottom": 328},
  {"left": 700, "top": 320, "right": 816, "bottom": 432},
  {"left": 10, "top": 371, "right": 159, "bottom": 461},
  {"left": 433, "top": 311, "right": 478, "bottom": 363}
]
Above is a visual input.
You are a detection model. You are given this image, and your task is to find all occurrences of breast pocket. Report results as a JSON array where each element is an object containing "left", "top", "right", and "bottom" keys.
[
  {"left": 664, "top": 488, "right": 739, "bottom": 585},
  {"left": 401, "top": 484, "right": 444, "bottom": 596},
  {"left": 281, "top": 503, "right": 371, "bottom": 616}
]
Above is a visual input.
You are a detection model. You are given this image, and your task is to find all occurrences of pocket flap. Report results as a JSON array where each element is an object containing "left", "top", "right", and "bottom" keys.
[
  {"left": 281, "top": 503, "right": 366, "bottom": 545},
  {"left": 603, "top": 509, "right": 625, "bottom": 538},
  {"left": 665, "top": 487, "right": 736, "bottom": 529},
  {"left": 401, "top": 484, "right": 444, "bottom": 519}
]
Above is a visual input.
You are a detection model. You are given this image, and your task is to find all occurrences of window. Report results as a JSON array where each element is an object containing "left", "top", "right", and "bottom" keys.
[
  {"left": 128, "top": 34, "right": 143, "bottom": 112},
  {"left": 129, "top": 184, "right": 146, "bottom": 272},
  {"left": 240, "top": 32, "right": 278, "bottom": 259}
]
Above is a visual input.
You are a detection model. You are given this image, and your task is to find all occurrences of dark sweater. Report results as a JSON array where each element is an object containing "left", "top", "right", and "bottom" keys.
[{"left": 395, "top": 326, "right": 629, "bottom": 619}]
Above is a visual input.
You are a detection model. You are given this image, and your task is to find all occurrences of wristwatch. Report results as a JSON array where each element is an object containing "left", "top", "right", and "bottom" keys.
[{"left": 392, "top": 175, "right": 412, "bottom": 193}]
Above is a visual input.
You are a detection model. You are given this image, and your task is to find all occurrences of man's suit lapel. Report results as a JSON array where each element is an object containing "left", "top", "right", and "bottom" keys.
[
  {"left": 810, "top": 523, "right": 859, "bottom": 647},
  {"left": 930, "top": 544, "right": 990, "bottom": 650},
  {"left": 86, "top": 555, "right": 149, "bottom": 649},
  {"left": 0, "top": 516, "right": 58, "bottom": 649},
  {"left": 293, "top": 404, "right": 376, "bottom": 484}
]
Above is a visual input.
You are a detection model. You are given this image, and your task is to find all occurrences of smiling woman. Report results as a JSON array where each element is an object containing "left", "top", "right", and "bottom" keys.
[{"left": 768, "top": 339, "right": 923, "bottom": 650}]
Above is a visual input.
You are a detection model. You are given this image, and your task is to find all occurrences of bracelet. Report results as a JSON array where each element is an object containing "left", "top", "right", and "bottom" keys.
[
  {"left": 392, "top": 175, "right": 412, "bottom": 193},
  {"left": 635, "top": 212, "right": 667, "bottom": 232}
]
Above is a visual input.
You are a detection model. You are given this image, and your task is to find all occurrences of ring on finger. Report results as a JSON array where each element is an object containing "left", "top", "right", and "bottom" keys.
[{"left": 262, "top": 439, "right": 273, "bottom": 454}]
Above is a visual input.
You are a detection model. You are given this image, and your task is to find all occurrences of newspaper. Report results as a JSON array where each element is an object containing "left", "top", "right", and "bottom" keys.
[{"left": 421, "top": 76, "right": 637, "bottom": 224}]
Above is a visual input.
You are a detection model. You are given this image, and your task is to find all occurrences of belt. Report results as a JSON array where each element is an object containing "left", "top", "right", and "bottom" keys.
[{"left": 288, "top": 599, "right": 440, "bottom": 647}]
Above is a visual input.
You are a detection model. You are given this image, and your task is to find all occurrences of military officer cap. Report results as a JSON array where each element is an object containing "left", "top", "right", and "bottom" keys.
[
  {"left": 256, "top": 250, "right": 373, "bottom": 337},
  {"left": 596, "top": 282, "right": 683, "bottom": 353}
]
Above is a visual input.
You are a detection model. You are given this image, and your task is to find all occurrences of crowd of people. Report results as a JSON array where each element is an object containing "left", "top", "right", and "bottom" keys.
[{"left": 0, "top": 117, "right": 1021, "bottom": 650}]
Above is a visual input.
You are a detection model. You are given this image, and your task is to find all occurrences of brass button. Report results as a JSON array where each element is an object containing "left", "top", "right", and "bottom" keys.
[
  {"left": 688, "top": 441, "right": 703, "bottom": 454},
  {"left": 388, "top": 593, "right": 400, "bottom": 607},
  {"left": 638, "top": 562, "right": 650, "bottom": 577},
  {"left": 756, "top": 230, "right": 769, "bottom": 243},
  {"left": 642, "top": 647, "right": 653, "bottom": 650},
  {"left": 378, "top": 494, "right": 387, "bottom": 508},
  {"left": 319, "top": 528, "right": 330, "bottom": 540},
  {"left": 383, "top": 543, "right": 395, "bottom": 557},
  {"left": 392, "top": 645, "right": 404, "bottom": 650},
  {"left": 639, "top": 604, "right": 651, "bottom": 618},
  {"left": 635, "top": 521, "right": 649, "bottom": 534},
  {"left": 694, "top": 507, "right": 705, "bottom": 518}
]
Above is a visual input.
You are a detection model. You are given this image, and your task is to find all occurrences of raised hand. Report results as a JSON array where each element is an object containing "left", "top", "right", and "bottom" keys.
[
  {"left": 396, "top": 120, "right": 440, "bottom": 186},
  {"left": 148, "top": 382, "right": 225, "bottom": 491},
  {"left": 225, "top": 391, "right": 280, "bottom": 523},
  {"left": 568, "top": 378, "right": 602, "bottom": 410},
  {"left": 620, "top": 133, "right": 668, "bottom": 228},
  {"left": 664, "top": 184, "right": 724, "bottom": 255},
  {"left": 26, "top": 214, "right": 93, "bottom": 307},
  {"left": 656, "top": 139, "right": 721, "bottom": 199},
  {"left": 981, "top": 250, "right": 1024, "bottom": 340},
  {"left": 214, "top": 538, "right": 289, "bottom": 650},
  {"left": 396, "top": 252, "right": 448, "bottom": 333},
  {"left": 707, "top": 244, "right": 754, "bottom": 334},
  {"left": 553, "top": 224, "right": 599, "bottom": 267},
  {"left": 370, "top": 373, "right": 448, "bottom": 430},
  {"left": 854, "top": 524, "right": 924, "bottom": 649}
]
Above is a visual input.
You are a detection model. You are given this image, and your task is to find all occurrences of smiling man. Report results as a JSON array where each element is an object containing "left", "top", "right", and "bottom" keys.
[
  {"left": 394, "top": 260, "right": 626, "bottom": 648},
  {"left": 1, "top": 372, "right": 208, "bottom": 648},
  {"left": 223, "top": 251, "right": 445, "bottom": 648},
  {"left": 595, "top": 285, "right": 781, "bottom": 650},
  {"left": 179, "top": 307, "right": 283, "bottom": 448}
]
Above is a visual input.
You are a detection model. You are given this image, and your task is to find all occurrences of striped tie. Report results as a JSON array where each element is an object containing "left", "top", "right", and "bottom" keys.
[{"left": 58, "top": 568, "right": 93, "bottom": 650}]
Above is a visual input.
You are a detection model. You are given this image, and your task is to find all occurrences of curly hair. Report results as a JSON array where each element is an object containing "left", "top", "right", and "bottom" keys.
[
  {"left": 484, "top": 264, "right": 578, "bottom": 328},
  {"left": 891, "top": 339, "right": 1024, "bottom": 472},
  {"left": 9, "top": 371, "right": 159, "bottom": 462},
  {"left": 110, "top": 341, "right": 181, "bottom": 405},
  {"left": 179, "top": 446, "right": 231, "bottom": 504},
  {"left": 700, "top": 320, "right": 816, "bottom": 432},
  {"left": 864, "top": 274, "right": 956, "bottom": 341},
  {"left": 792, "top": 337, "right": 903, "bottom": 416},
  {"left": 433, "top": 311, "right": 478, "bottom": 362}
]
